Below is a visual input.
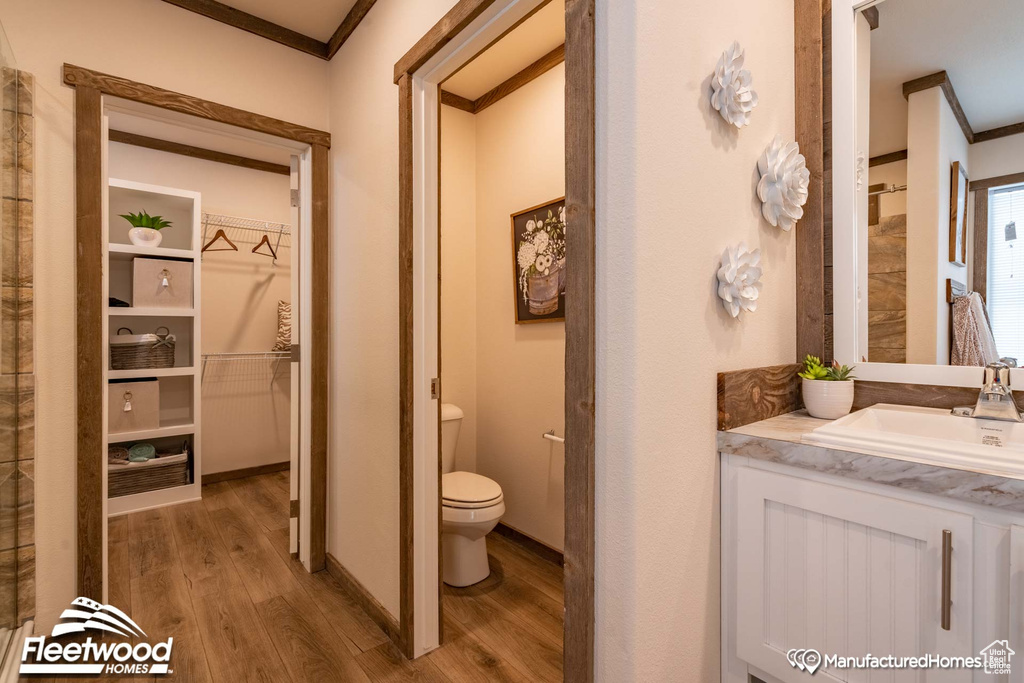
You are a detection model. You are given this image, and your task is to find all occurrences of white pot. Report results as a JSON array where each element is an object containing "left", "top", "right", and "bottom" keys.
[
  {"left": 802, "top": 378, "right": 855, "bottom": 420},
  {"left": 128, "top": 227, "right": 163, "bottom": 248}
]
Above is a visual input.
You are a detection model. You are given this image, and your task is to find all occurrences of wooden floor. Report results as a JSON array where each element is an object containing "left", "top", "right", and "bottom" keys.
[{"left": 39, "top": 473, "right": 563, "bottom": 682}]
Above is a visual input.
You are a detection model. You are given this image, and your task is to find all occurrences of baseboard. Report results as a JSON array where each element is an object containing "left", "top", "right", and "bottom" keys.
[
  {"left": 201, "top": 461, "right": 289, "bottom": 485},
  {"left": 325, "top": 553, "right": 403, "bottom": 648},
  {"left": 493, "top": 522, "right": 564, "bottom": 567}
]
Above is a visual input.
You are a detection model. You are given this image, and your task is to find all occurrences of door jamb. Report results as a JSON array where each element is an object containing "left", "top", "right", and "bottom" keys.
[
  {"left": 64, "top": 64, "right": 331, "bottom": 600},
  {"left": 394, "top": 1, "right": 595, "bottom": 678}
]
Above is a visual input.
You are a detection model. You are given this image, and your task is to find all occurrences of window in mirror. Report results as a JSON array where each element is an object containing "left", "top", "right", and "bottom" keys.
[{"left": 988, "top": 185, "right": 1024, "bottom": 364}]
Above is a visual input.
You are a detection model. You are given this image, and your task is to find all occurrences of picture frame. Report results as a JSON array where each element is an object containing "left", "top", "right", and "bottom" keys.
[
  {"left": 949, "top": 161, "right": 969, "bottom": 267},
  {"left": 510, "top": 197, "right": 566, "bottom": 324}
]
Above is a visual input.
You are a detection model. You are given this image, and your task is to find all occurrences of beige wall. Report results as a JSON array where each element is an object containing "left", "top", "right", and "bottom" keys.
[
  {"left": 1, "top": 0, "right": 328, "bottom": 630},
  {"left": 475, "top": 66, "right": 565, "bottom": 550},
  {"left": 906, "top": 87, "right": 970, "bottom": 365},
  {"left": 441, "top": 67, "right": 566, "bottom": 551},
  {"left": 440, "top": 108, "right": 479, "bottom": 473},
  {"left": 108, "top": 143, "right": 293, "bottom": 476}
]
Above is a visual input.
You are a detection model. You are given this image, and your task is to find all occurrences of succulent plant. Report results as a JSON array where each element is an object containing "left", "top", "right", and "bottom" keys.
[
  {"left": 827, "top": 360, "right": 856, "bottom": 381},
  {"left": 120, "top": 210, "right": 173, "bottom": 230},
  {"left": 799, "top": 355, "right": 856, "bottom": 381}
]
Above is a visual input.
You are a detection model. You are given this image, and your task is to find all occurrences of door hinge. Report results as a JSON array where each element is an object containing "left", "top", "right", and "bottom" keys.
[
  {"left": 430, "top": 378, "right": 440, "bottom": 399},
  {"left": 291, "top": 189, "right": 300, "bottom": 208},
  {"left": 291, "top": 344, "right": 300, "bottom": 362}
]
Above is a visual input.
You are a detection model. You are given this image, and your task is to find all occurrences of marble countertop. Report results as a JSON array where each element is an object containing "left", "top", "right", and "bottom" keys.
[{"left": 718, "top": 410, "right": 1024, "bottom": 513}]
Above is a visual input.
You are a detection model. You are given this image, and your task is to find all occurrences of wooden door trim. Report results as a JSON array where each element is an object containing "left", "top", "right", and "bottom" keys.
[
  {"left": 394, "top": 0, "right": 596, "bottom": 677},
  {"left": 66, "top": 68, "right": 331, "bottom": 598}
]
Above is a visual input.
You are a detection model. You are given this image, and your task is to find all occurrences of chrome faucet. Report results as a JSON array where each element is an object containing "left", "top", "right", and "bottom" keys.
[{"left": 952, "top": 362, "right": 1024, "bottom": 422}]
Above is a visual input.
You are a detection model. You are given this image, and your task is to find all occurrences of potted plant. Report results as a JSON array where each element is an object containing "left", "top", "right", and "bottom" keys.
[
  {"left": 120, "top": 210, "right": 172, "bottom": 248},
  {"left": 799, "top": 355, "right": 856, "bottom": 419},
  {"left": 517, "top": 206, "right": 566, "bottom": 314}
]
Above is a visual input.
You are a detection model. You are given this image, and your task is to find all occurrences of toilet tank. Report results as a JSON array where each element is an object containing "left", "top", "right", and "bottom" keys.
[{"left": 440, "top": 403, "right": 464, "bottom": 474}]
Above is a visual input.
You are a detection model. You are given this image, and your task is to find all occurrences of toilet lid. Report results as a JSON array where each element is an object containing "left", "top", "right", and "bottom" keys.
[{"left": 442, "top": 472, "right": 502, "bottom": 509}]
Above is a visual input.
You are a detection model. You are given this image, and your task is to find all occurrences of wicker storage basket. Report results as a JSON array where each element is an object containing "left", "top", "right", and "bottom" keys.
[
  {"left": 110, "top": 327, "right": 176, "bottom": 370},
  {"left": 108, "top": 442, "right": 191, "bottom": 498}
]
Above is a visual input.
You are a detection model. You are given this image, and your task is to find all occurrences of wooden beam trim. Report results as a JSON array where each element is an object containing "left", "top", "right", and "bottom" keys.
[
  {"left": 862, "top": 5, "right": 879, "bottom": 30},
  {"left": 109, "top": 130, "right": 291, "bottom": 175},
  {"left": 63, "top": 64, "right": 332, "bottom": 149},
  {"left": 868, "top": 149, "right": 907, "bottom": 168},
  {"left": 440, "top": 90, "right": 476, "bottom": 113},
  {"left": 563, "top": 0, "right": 596, "bottom": 680},
  {"left": 794, "top": 0, "right": 826, "bottom": 360},
  {"left": 327, "top": 0, "right": 378, "bottom": 58},
  {"left": 902, "top": 71, "right": 974, "bottom": 143},
  {"left": 473, "top": 43, "right": 565, "bottom": 113},
  {"left": 972, "top": 189, "right": 988, "bottom": 300},
  {"left": 440, "top": 43, "right": 566, "bottom": 114},
  {"left": 309, "top": 143, "right": 330, "bottom": 573},
  {"left": 160, "top": 0, "right": 329, "bottom": 59},
  {"left": 974, "top": 121, "right": 1024, "bottom": 144},
  {"left": 75, "top": 86, "right": 105, "bottom": 601},
  {"left": 393, "top": 0, "right": 500, "bottom": 83},
  {"left": 970, "top": 171, "right": 1024, "bottom": 192},
  {"left": 397, "top": 72, "right": 416, "bottom": 659}
]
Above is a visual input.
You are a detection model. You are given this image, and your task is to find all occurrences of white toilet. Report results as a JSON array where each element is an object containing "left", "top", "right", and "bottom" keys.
[{"left": 441, "top": 403, "right": 505, "bottom": 587}]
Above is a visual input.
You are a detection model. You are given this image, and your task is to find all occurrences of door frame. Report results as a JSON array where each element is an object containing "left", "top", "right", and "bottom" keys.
[
  {"left": 394, "top": 0, "right": 595, "bottom": 677},
  {"left": 64, "top": 64, "right": 331, "bottom": 600}
]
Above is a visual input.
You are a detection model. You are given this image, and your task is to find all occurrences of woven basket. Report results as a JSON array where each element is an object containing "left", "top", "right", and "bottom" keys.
[
  {"left": 108, "top": 442, "right": 191, "bottom": 498},
  {"left": 110, "top": 327, "right": 176, "bottom": 370}
]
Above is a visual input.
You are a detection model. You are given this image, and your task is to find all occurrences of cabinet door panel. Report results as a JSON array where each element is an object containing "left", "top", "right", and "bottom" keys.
[{"left": 736, "top": 467, "right": 973, "bottom": 683}]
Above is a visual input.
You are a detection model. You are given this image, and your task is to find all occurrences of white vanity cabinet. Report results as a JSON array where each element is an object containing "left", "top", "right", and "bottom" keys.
[{"left": 722, "top": 455, "right": 1021, "bottom": 683}]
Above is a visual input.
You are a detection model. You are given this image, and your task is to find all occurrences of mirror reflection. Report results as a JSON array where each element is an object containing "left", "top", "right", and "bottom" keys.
[{"left": 859, "top": 0, "right": 1024, "bottom": 366}]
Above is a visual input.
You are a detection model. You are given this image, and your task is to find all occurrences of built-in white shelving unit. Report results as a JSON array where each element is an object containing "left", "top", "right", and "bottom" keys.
[{"left": 105, "top": 178, "right": 202, "bottom": 517}]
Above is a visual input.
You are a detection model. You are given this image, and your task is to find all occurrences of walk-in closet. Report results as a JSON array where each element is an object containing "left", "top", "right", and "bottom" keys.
[{"left": 102, "top": 110, "right": 299, "bottom": 531}]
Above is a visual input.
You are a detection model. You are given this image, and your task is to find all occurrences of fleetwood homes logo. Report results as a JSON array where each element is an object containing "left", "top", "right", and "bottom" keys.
[{"left": 20, "top": 597, "right": 173, "bottom": 676}]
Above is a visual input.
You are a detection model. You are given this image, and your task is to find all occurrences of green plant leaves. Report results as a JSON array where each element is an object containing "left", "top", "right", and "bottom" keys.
[
  {"left": 119, "top": 210, "right": 173, "bottom": 230},
  {"left": 798, "top": 354, "right": 856, "bottom": 381}
]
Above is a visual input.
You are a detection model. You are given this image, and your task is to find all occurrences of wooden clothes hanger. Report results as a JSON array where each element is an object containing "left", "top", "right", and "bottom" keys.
[
  {"left": 252, "top": 233, "right": 277, "bottom": 259},
  {"left": 201, "top": 229, "right": 238, "bottom": 253}
]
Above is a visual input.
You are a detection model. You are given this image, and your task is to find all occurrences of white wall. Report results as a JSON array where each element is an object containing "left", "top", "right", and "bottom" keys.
[
  {"left": 108, "top": 144, "right": 293, "bottom": 476},
  {"left": 441, "top": 66, "right": 566, "bottom": 551},
  {"left": 906, "top": 87, "right": 970, "bottom": 365},
  {"left": 0, "top": 0, "right": 328, "bottom": 630},
  {"left": 440, "top": 108, "right": 479, "bottom": 473},
  {"left": 595, "top": 0, "right": 795, "bottom": 679}
]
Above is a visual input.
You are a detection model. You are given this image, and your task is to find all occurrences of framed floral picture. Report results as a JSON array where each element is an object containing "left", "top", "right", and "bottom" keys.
[{"left": 511, "top": 198, "right": 566, "bottom": 324}]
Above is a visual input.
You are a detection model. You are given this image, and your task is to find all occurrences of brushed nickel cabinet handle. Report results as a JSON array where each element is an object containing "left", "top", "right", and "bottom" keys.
[{"left": 941, "top": 529, "right": 952, "bottom": 631}]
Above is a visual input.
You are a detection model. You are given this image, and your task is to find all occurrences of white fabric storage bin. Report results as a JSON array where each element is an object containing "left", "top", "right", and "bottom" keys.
[
  {"left": 132, "top": 257, "right": 193, "bottom": 308},
  {"left": 108, "top": 379, "right": 160, "bottom": 435}
]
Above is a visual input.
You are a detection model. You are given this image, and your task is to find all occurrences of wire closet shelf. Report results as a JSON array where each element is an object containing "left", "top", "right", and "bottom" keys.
[
  {"left": 201, "top": 212, "right": 291, "bottom": 264},
  {"left": 201, "top": 351, "right": 291, "bottom": 386}
]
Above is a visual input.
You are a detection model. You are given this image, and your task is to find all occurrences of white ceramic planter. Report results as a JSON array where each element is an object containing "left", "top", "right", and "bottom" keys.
[
  {"left": 802, "top": 378, "right": 855, "bottom": 420},
  {"left": 128, "top": 227, "right": 163, "bottom": 248}
]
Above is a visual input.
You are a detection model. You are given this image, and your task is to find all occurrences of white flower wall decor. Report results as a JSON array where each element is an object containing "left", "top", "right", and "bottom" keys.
[
  {"left": 717, "top": 243, "right": 763, "bottom": 318},
  {"left": 757, "top": 134, "right": 810, "bottom": 231},
  {"left": 711, "top": 41, "right": 759, "bottom": 128}
]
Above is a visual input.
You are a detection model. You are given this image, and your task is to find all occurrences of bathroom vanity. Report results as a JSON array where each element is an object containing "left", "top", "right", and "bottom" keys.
[{"left": 720, "top": 408, "right": 1024, "bottom": 683}]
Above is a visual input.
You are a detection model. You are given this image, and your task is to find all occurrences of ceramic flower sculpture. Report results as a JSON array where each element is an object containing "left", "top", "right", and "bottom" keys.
[
  {"left": 711, "top": 41, "right": 759, "bottom": 128},
  {"left": 757, "top": 134, "right": 810, "bottom": 231},
  {"left": 717, "top": 243, "right": 763, "bottom": 318}
]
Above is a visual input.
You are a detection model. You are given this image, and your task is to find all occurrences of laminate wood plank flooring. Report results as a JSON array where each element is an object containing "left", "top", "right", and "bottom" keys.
[{"left": 75, "top": 473, "right": 564, "bottom": 683}]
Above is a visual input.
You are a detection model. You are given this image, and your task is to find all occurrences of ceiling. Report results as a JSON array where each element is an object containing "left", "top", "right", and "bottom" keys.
[
  {"left": 869, "top": 0, "right": 1024, "bottom": 156},
  {"left": 221, "top": 0, "right": 357, "bottom": 42},
  {"left": 442, "top": 0, "right": 564, "bottom": 100}
]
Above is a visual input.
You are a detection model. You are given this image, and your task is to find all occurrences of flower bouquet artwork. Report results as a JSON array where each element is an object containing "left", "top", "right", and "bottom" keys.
[{"left": 512, "top": 198, "right": 566, "bottom": 323}]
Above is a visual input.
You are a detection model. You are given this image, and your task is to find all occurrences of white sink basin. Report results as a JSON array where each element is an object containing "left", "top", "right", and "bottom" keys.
[{"left": 805, "top": 403, "right": 1024, "bottom": 479}]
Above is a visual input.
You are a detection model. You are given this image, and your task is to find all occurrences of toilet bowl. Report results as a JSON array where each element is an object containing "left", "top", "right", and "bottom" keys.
[{"left": 441, "top": 404, "right": 505, "bottom": 587}]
